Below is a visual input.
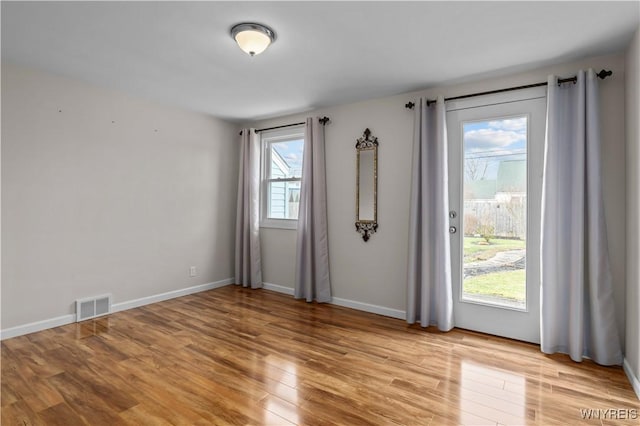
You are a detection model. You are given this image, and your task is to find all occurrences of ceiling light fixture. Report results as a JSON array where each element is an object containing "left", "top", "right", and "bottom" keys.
[{"left": 230, "top": 23, "right": 276, "bottom": 57}]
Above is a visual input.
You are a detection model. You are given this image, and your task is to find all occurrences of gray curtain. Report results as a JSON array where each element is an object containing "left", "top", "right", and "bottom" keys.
[
  {"left": 235, "top": 129, "right": 263, "bottom": 289},
  {"left": 294, "top": 117, "right": 331, "bottom": 302},
  {"left": 540, "top": 69, "right": 622, "bottom": 365},
  {"left": 406, "top": 97, "right": 453, "bottom": 330}
]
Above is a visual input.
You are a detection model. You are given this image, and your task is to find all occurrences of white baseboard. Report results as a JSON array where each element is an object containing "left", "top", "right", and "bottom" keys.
[
  {"left": 112, "top": 278, "right": 234, "bottom": 313},
  {"left": 623, "top": 357, "right": 640, "bottom": 400},
  {"left": 0, "top": 314, "right": 76, "bottom": 341},
  {"left": 263, "top": 282, "right": 295, "bottom": 296},
  {"left": 262, "top": 282, "right": 406, "bottom": 320},
  {"left": 331, "top": 296, "right": 406, "bottom": 320},
  {"left": 0, "top": 278, "right": 234, "bottom": 341}
]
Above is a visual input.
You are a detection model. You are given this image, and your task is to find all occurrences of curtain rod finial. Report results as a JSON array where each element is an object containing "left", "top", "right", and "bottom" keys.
[
  {"left": 597, "top": 69, "right": 613, "bottom": 79},
  {"left": 319, "top": 116, "right": 330, "bottom": 125},
  {"left": 405, "top": 102, "right": 415, "bottom": 110}
]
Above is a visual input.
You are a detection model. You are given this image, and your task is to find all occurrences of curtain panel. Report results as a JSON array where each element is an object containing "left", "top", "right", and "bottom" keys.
[
  {"left": 540, "top": 69, "right": 622, "bottom": 365},
  {"left": 406, "top": 97, "right": 454, "bottom": 331},
  {"left": 295, "top": 117, "right": 332, "bottom": 302},
  {"left": 235, "top": 129, "right": 263, "bottom": 289}
]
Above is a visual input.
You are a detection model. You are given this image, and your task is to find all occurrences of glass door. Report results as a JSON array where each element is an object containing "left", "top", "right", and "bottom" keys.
[{"left": 447, "top": 88, "right": 546, "bottom": 343}]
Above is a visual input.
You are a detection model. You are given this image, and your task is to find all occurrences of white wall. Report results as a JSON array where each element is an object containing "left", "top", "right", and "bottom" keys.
[
  {"left": 1, "top": 63, "right": 239, "bottom": 330},
  {"left": 250, "top": 52, "right": 628, "bottom": 345},
  {"left": 625, "top": 28, "right": 640, "bottom": 396}
]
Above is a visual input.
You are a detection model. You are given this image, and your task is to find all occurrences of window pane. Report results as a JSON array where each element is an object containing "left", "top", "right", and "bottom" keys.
[
  {"left": 462, "top": 117, "right": 527, "bottom": 309},
  {"left": 270, "top": 140, "right": 304, "bottom": 179},
  {"left": 268, "top": 180, "right": 300, "bottom": 219}
]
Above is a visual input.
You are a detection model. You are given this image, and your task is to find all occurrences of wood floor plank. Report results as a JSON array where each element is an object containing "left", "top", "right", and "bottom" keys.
[
  {"left": 2, "top": 285, "right": 638, "bottom": 425},
  {"left": 2, "top": 400, "right": 43, "bottom": 426},
  {"left": 37, "top": 402, "right": 87, "bottom": 426},
  {"left": 45, "top": 372, "right": 127, "bottom": 425},
  {"left": 118, "top": 404, "right": 175, "bottom": 426}
]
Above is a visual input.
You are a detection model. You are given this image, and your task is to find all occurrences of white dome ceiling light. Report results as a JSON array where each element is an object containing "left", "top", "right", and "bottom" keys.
[{"left": 230, "top": 23, "right": 276, "bottom": 57}]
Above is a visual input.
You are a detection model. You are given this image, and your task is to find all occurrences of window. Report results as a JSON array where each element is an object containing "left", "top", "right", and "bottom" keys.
[
  {"left": 261, "top": 127, "right": 304, "bottom": 229},
  {"left": 461, "top": 116, "right": 528, "bottom": 310}
]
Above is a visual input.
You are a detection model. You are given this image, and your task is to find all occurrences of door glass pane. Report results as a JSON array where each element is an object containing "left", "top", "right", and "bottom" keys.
[{"left": 462, "top": 117, "right": 527, "bottom": 309}]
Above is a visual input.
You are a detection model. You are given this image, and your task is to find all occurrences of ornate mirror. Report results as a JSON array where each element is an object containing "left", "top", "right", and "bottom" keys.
[{"left": 355, "top": 128, "right": 378, "bottom": 241}]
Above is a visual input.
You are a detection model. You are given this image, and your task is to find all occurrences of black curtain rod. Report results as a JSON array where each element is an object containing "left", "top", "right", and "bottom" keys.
[
  {"left": 239, "top": 116, "right": 330, "bottom": 135},
  {"left": 404, "top": 69, "right": 613, "bottom": 109}
]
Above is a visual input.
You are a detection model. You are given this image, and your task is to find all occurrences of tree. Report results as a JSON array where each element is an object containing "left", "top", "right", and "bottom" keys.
[
  {"left": 465, "top": 209, "right": 494, "bottom": 243},
  {"left": 465, "top": 157, "right": 489, "bottom": 181}
]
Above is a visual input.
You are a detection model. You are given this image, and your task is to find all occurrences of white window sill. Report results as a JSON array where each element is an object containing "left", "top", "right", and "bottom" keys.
[{"left": 260, "top": 219, "right": 298, "bottom": 230}]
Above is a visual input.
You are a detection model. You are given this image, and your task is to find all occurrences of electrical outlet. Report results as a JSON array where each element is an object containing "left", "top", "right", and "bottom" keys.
[{"left": 189, "top": 266, "right": 197, "bottom": 277}]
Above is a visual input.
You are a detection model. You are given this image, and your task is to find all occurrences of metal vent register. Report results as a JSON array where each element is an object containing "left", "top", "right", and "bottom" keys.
[{"left": 76, "top": 294, "right": 112, "bottom": 322}]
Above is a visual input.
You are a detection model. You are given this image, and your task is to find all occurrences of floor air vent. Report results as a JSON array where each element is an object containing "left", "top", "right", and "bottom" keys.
[{"left": 76, "top": 294, "right": 112, "bottom": 322}]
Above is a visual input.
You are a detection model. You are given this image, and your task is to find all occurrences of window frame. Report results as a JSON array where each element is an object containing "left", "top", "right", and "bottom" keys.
[{"left": 260, "top": 126, "right": 305, "bottom": 230}]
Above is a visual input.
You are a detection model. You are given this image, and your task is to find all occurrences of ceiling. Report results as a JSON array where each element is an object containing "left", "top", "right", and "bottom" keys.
[{"left": 2, "top": 1, "right": 639, "bottom": 122}]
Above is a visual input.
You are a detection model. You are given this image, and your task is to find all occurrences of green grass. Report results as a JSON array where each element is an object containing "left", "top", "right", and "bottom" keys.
[
  {"left": 463, "top": 237, "right": 525, "bottom": 263},
  {"left": 463, "top": 270, "right": 526, "bottom": 301}
]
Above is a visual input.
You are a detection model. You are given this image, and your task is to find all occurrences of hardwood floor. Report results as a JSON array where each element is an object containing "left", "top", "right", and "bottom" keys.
[{"left": 2, "top": 286, "right": 638, "bottom": 425}]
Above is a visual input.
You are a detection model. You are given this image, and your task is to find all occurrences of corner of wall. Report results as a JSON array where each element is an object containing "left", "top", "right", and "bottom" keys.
[
  {"left": 625, "top": 26, "right": 640, "bottom": 399},
  {"left": 624, "top": 357, "right": 640, "bottom": 400}
]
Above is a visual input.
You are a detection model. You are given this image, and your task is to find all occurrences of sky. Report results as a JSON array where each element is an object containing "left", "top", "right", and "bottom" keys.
[
  {"left": 270, "top": 119, "right": 526, "bottom": 181},
  {"left": 463, "top": 116, "right": 527, "bottom": 181},
  {"left": 272, "top": 139, "right": 304, "bottom": 177}
]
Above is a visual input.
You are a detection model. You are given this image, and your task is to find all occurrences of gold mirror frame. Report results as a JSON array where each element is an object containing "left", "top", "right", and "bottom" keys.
[{"left": 355, "top": 128, "right": 378, "bottom": 242}]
